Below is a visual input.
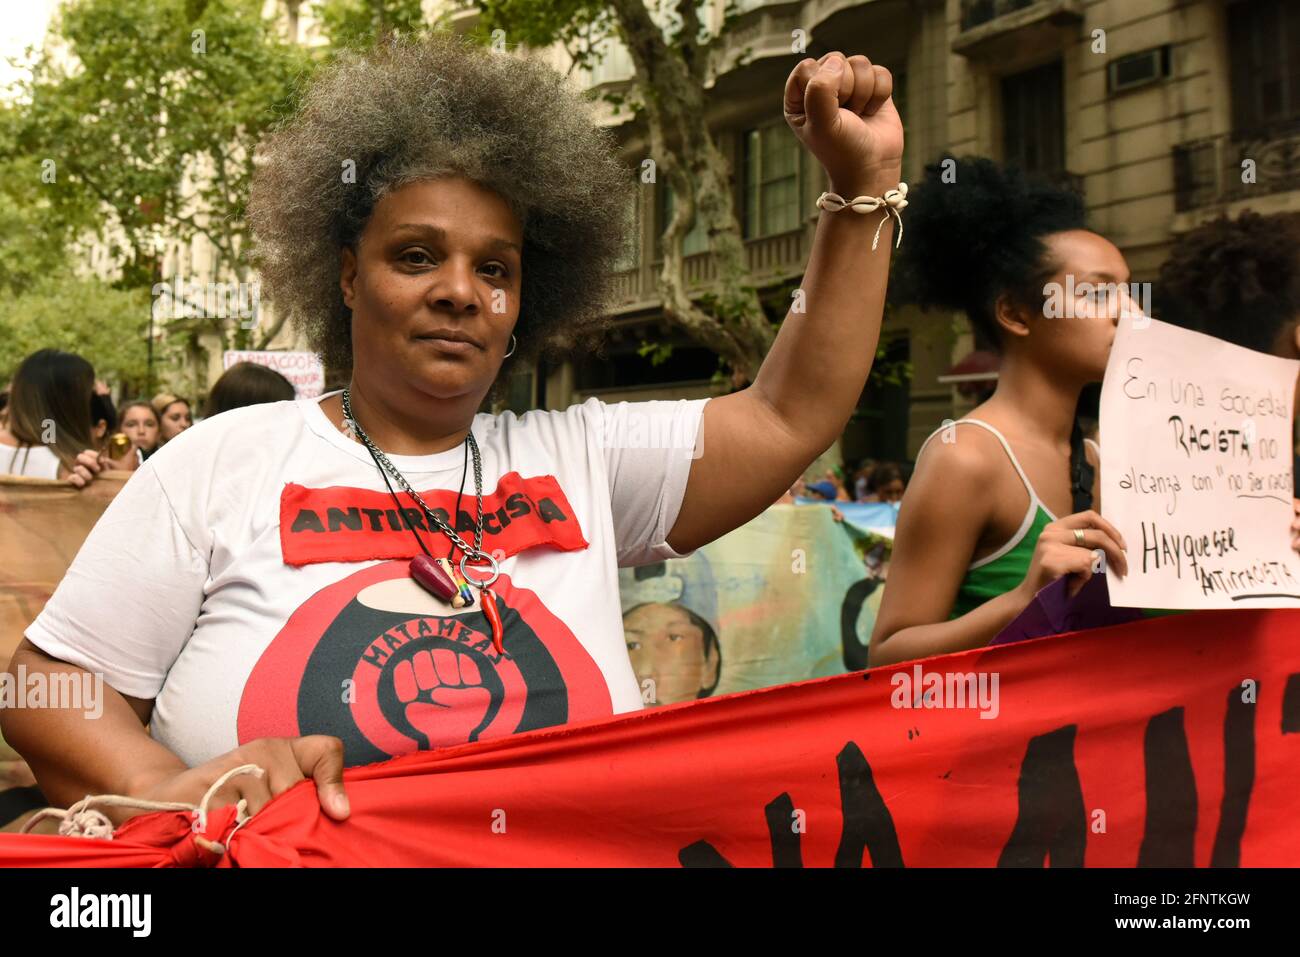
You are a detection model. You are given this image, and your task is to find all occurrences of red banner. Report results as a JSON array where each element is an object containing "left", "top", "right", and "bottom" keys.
[
  {"left": 2, "top": 608, "right": 1298, "bottom": 866},
  {"left": 279, "top": 472, "right": 588, "bottom": 566}
]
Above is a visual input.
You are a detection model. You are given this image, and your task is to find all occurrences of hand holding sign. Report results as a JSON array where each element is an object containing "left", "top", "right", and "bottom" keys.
[
  {"left": 1101, "top": 316, "right": 1300, "bottom": 608},
  {"left": 1018, "top": 510, "right": 1129, "bottom": 601}
]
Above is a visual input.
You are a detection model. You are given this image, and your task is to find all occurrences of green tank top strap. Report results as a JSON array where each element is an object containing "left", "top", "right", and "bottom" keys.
[{"left": 950, "top": 505, "right": 1053, "bottom": 619}]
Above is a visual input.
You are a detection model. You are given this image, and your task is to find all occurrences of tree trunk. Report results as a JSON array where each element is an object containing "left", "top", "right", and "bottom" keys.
[{"left": 608, "top": 0, "right": 776, "bottom": 381}]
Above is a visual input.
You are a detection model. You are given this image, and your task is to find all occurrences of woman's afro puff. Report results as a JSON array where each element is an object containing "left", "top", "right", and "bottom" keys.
[
  {"left": 896, "top": 156, "right": 1086, "bottom": 348},
  {"left": 248, "top": 33, "right": 632, "bottom": 375}
]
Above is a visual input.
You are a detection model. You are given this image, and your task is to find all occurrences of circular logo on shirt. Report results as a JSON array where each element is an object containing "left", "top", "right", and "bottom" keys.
[{"left": 237, "top": 561, "right": 613, "bottom": 765}]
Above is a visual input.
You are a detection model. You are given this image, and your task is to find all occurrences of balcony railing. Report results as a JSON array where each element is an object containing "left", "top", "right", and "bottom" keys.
[
  {"left": 954, "top": 0, "right": 1083, "bottom": 58},
  {"left": 611, "top": 228, "right": 808, "bottom": 306},
  {"left": 961, "top": 0, "right": 1035, "bottom": 31},
  {"left": 610, "top": 269, "right": 641, "bottom": 304},
  {"left": 1173, "top": 127, "right": 1300, "bottom": 212}
]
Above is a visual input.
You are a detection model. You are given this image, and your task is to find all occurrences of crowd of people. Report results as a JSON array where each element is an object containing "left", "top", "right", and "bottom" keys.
[
  {"left": 783, "top": 460, "right": 909, "bottom": 504},
  {"left": 0, "top": 357, "right": 296, "bottom": 485}
]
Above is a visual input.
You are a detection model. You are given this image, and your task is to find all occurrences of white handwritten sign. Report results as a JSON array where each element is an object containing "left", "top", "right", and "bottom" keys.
[
  {"left": 222, "top": 350, "right": 324, "bottom": 398},
  {"left": 1101, "top": 316, "right": 1300, "bottom": 608}
]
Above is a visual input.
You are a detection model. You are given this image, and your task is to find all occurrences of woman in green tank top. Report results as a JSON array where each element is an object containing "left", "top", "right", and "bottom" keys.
[{"left": 869, "top": 158, "right": 1135, "bottom": 667}]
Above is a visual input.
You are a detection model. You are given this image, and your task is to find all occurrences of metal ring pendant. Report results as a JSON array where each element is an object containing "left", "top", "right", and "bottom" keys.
[{"left": 459, "top": 552, "right": 500, "bottom": 590}]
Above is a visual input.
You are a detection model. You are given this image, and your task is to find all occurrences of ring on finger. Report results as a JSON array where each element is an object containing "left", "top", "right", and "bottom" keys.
[{"left": 1073, "top": 528, "right": 1086, "bottom": 547}]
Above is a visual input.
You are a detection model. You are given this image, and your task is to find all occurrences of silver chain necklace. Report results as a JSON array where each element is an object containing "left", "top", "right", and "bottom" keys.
[{"left": 341, "top": 388, "right": 498, "bottom": 588}]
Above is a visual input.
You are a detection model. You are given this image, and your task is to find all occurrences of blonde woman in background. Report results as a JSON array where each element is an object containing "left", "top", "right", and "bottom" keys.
[{"left": 151, "top": 393, "right": 193, "bottom": 445}]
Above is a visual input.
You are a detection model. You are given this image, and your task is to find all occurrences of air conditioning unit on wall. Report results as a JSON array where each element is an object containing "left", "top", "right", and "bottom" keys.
[{"left": 1108, "top": 45, "right": 1173, "bottom": 95}]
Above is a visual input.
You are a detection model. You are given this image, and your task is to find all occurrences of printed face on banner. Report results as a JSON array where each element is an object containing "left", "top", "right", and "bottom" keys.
[{"left": 1100, "top": 316, "right": 1300, "bottom": 608}]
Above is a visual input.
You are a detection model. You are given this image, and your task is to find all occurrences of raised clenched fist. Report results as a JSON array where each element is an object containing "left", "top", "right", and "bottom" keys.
[
  {"left": 393, "top": 646, "right": 493, "bottom": 747},
  {"left": 783, "top": 51, "right": 904, "bottom": 197}
]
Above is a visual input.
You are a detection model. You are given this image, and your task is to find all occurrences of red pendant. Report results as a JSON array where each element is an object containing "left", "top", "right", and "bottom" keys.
[
  {"left": 410, "top": 554, "right": 458, "bottom": 602},
  {"left": 481, "top": 586, "right": 504, "bottom": 655}
]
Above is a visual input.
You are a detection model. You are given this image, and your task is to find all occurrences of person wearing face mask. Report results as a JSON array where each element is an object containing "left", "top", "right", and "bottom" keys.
[
  {"left": 870, "top": 157, "right": 1135, "bottom": 666},
  {"left": 4, "top": 35, "right": 906, "bottom": 829},
  {"left": 150, "top": 394, "right": 193, "bottom": 445}
]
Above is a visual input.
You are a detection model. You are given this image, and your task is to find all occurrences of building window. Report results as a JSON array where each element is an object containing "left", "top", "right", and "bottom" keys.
[
  {"left": 961, "top": 0, "right": 1035, "bottom": 32},
  {"left": 743, "top": 122, "right": 802, "bottom": 239},
  {"left": 1001, "top": 60, "right": 1065, "bottom": 177},
  {"left": 1228, "top": 0, "right": 1300, "bottom": 138},
  {"left": 655, "top": 181, "right": 710, "bottom": 258}
]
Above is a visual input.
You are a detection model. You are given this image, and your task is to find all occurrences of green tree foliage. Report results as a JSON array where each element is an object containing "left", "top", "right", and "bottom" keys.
[
  {"left": 7, "top": 0, "right": 312, "bottom": 334},
  {"left": 0, "top": 102, "right": 84, "bottom": 295},
  {"left": 0, "top": 280, "right": 152, "bottom": 389},
  {"left": 315, "top": 0, "right": 430, "bottom": 47}
]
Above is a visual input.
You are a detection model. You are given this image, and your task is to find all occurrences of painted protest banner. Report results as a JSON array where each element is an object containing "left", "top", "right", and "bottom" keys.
[
  {"left": 792, "top": 498, "right": 900, "bottom": 537},
  {"left": 619, "top": 503, "right": 878, "bottom": 704},
  {"left": 3, "top": 608, "right": 1297, "bottom": 866},
  {"left": 1101, "top": 316, "right": 1300, "bottom": 609},
  {"left": 222, "top": 350, "right": 325, "bottom": 398}
]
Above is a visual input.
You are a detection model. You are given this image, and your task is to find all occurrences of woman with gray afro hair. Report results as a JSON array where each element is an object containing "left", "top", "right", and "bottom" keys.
[
  {"left": 6, "top": 35, "right": 907, "bottom": 832},
  {"left": 249, "top": 33, "right": 628, "bottom": 379}
]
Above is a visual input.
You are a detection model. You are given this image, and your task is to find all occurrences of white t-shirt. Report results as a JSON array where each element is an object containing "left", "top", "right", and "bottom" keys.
[
  {"left": 27, "top": 391, "right": 708, "bottom": 767},
  {"left": 1, "top": 440, "right": 62, "bottom": 480}
]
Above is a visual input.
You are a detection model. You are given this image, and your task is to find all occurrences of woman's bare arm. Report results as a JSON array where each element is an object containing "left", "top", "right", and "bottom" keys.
[
  {"left": 3, "top": 639, "right": 352, "bottom": 823},
  {"left": 667, "top": 53, "right": 904, "bottom": 553},
  {"left": 869, "top": 438, "right": 1033, "bottom": 666},
  {"left": 1, "top": 640, "right": 186, "bottom": 808}
]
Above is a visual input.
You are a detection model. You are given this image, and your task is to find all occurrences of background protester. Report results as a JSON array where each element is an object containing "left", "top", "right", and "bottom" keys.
[
  {"left": 0, "top": 350, "right": 105, "bottom": 486},
  {"left": 89, "top": 389, "right": 115, "bottom": 446},
  {"left": 117, "top": 400, "right": 161, "bottom": 463},
  {"left": 852, "top": 460, "right": 877, "bottom": 501},
  {"left": 1158, "top": 210, "right": 1300, "bottom": 521},
  {"left": 870, "top": 157, "right": 1131, "bottom": 666},
  {"left": 865, "top": 462, "right": 906, "bottom": 503},
  {"left": 204, "top": 361, "right": 296, "bottom": 417},
  {"left": 4, "top": 37, "right": 904, "bottom": 825},
  {"left": 805, "top": 479, "right": 839, "bottom": 501},
  {"left": 88, "top": 389, "right": 137, "bottom": 473},
  {"left": 804, "top": 467, "right": 851, "bottom": 501},
  {"left": 151, "top": 393, "right": 193, "bottom": 444}
]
